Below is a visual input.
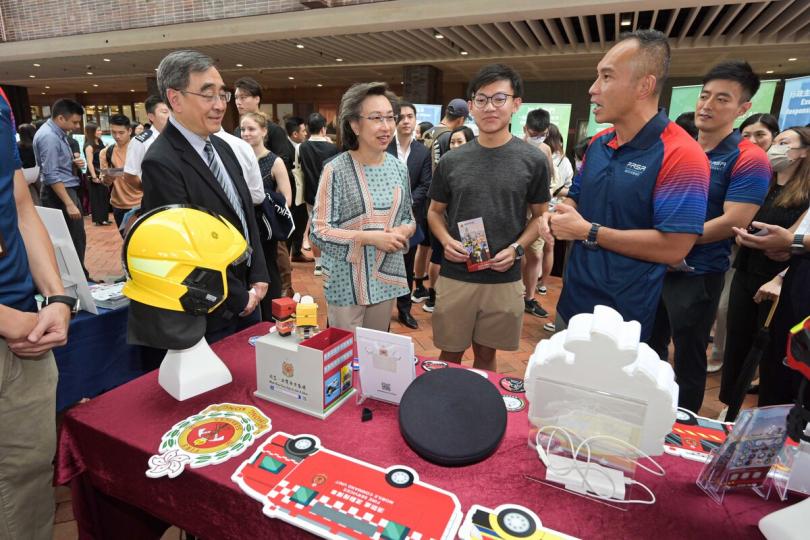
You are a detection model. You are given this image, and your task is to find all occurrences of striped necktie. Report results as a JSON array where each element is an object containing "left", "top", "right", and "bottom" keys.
[{"left": 203, "top": 140, "right": 250, "bottom": 250}]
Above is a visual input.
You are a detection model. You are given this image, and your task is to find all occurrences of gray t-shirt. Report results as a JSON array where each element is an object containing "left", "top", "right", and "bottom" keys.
[{"left": 428, "top": 136, "right": 550, "bottom": 284}]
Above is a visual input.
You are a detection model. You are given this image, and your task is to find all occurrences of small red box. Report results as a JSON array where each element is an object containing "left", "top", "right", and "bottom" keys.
[{"left": 271, "top": 297, "right": 297, "bottom": 320}]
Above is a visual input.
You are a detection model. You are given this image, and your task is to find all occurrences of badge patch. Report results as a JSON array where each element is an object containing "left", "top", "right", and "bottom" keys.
[
  {"left": 422, "top": 360, "right": 449, "bottom": 371},
  {"left": 146, "top": 403, "right": 271, "bottom": 479},
  {"left": 499, "top": 376, "right": 525, "bottom": 393},
  {"left": 502, "top": 395, "right": 526, "bottom": 412}
]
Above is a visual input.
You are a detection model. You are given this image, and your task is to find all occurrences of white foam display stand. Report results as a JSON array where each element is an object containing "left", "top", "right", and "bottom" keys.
[
  {"left": 159, "top": 337, "right": 233, "bottom": 401},
  {"left": 525, "top": 305, "right": 678, "bottom": 456},
  {"left": 759, "top": 497, "right": 810, "bottom": 540}
]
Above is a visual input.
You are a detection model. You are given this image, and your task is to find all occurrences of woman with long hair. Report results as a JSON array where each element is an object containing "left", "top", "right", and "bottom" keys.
[
  {"left": 720, "top": 126, "right": 810, "bottom": 408},
  {"left": 83, "top": 123, "right": 111, "bottom": 225},
  {"left": 240, "top": 111, "right": 293, "bottom": 311},
  {"left": 311, "top": 82, "right": 415, "bottom": 332}
]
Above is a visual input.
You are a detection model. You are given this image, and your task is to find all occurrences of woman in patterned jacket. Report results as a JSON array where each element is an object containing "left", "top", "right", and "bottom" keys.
[{"left": 310, "top": 82, "right": 415, "bottom": 332}]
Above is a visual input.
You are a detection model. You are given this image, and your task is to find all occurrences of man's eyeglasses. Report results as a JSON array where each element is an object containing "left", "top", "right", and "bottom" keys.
[
  {"left": 471, "top": 93, "right": 514, "bottom": 109},
  {"left": 358, "top": 114, "right": 399, "bottom": 125},
  {"left": 181, "top": 90, "right": 232, "bottom": 103}
]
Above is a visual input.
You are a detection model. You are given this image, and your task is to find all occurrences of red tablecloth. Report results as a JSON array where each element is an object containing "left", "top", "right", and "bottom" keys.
[{"left": 56, "top": 323, "right": 794, "bottom": 539}]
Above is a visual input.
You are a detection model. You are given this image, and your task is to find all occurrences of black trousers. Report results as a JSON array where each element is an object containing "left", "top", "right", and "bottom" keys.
[
  {"left": 40, "top": 184, "right": 87, "bottom": 277},
  {"left": 287, "top": 203, "right": 309, "bottom": 256},
  {"left": 88, "top": 181, "right": 110, "bottom": 224},
  {"left": 396, "top": 243, "right": 417, "bottom": 314},
  {"left": 760, "top": 256, "right": 810, "bottom": 406},
  {"left": 718, "top": 268, "right": 774, "bottom": 405},
  {"left": 649, "top": 272, "right": 725, "bottom": 413}
]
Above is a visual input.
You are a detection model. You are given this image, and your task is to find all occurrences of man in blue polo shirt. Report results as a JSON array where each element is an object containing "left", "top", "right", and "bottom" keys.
[
  {"left": 0, "top": 89, "right": 72, "bottom": 538},
  {"left": 33, "top": 98, "right": 88, "bottom": 276},
  {"left": 650, "top": 61, "right": 770, "bottom": 413},
  {"left": 541, "top": 29, "right": 710, "bottom": 343}
]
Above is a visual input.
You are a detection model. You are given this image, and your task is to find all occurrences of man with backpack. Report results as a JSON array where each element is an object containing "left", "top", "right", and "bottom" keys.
[{"left": 422, "top": 98, "right": 469, "bottom": 170}]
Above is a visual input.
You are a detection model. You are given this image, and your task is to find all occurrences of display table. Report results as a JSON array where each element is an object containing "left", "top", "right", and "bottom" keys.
[
  {"left": 54, "top": 305, "right": 148, "bottom": 412},
  {"left": 56, "top": 323, "right": 795, "bottom": 539}
]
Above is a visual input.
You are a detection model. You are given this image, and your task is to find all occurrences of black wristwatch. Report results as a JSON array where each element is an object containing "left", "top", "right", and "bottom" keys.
[
  {"left": 583, "top": 223, "right": 601, "bottom": 250},
  {"left": 43, "top": 295, "right": 78, "bottom": 313},
  {"left": 510, "top": 242, "right": 524, "bottom": 260},
  {"left": 791, "top": 233, "right": 806, "bottom": 255}
]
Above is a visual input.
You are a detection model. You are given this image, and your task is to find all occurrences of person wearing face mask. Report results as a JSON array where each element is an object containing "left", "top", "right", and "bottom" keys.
[
  {"left": 740, "top": 113, "right": 780, "bottom": 152},
  {"left": 521, "top": 109, "right": 555, "bottom": 319},
  {"left": 709, "top": 111, "right": 783, "bottom": 373},
  {"left": 310, "top": 82, "right": 415, "bottom": 333},
  {"left": 720, "top": 127, "right": 810, "bottom": 410}
]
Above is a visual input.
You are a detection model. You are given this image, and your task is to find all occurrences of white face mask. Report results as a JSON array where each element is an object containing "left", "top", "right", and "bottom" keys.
[
  {"left": 528, "top": 135, "right": 546, "bottom": 145},
  {"left": 767, "top": 144, "right": 799, "bottom": 172}
]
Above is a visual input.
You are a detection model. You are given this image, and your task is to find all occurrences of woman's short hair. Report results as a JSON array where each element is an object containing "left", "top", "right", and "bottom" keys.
[
  {"left": 450, "top": 126, "right": 475, "bottom": 144},
  {"left": 338, "top": 82, "right": 398, "bottom": 151}
]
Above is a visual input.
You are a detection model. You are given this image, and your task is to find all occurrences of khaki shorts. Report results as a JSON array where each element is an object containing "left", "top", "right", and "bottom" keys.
[
  {"left": 432, "top": 276, "right": 525, "bottom": 352},
  {"left": 529, "top": 236, "right": 545, "bottom": 254}
]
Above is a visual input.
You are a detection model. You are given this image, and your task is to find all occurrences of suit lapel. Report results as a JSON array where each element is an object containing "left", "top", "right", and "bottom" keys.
[{"left": 165, "top": 123, "right": 235, "bottom": 213}]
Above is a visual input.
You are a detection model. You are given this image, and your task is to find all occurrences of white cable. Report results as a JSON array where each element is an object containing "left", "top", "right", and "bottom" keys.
[{"left": 533, "top": 425, "right": 663, "bottom": 505}]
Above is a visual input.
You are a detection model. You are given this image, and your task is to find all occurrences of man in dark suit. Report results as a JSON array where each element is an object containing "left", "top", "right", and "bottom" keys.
[
  {"left": 386, "top": 101, "right": 432, "bottom": 329},
  {"left": 140, "top": 50, "right": 269, "bottom": 342}
]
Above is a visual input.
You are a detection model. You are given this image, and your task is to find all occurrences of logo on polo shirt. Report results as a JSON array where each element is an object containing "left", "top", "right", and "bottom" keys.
[
  {"left": 710, "top": 160, "right": 727, "bottom": 171},
  {"left": 624, "top": 161, "right": 647, "bottom": 176}
]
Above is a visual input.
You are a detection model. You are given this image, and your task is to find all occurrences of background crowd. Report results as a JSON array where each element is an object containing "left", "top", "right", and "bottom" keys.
[{"left": 2, "top": 28, "right": 810, "bottom": 538}]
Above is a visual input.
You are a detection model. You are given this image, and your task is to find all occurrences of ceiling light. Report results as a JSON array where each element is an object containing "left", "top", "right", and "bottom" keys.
[
  {"left": 288, "top": 76, "right": 295, "bottom": 80},
  {"left": 296, "top": 44, "right": 305, "bottom": 49},
  {"left": 317, "top": 83, "right": 323, "bottom": 87},
  {"left": 335, "top": 58, "right": 343, "bottom": 62},
  {"left": 33, "top": 63, "right": 40, "bottom": 67},
  {"left": 236, "top": 63, "right": 243, "bottom": 67},
  {"left": 41, "top": 92, "right": 46, "bottom": 95},
  {"left": 154, "top": 68, "right": 158, "bottom": 71},
  {"left": 86, "top": 71, "right": 93, "bottom": 75},
  {"left": 788, "top": 57, "right": 797, "bottom": 62},
  {"left": 400, "top": 81, "right": 404, "bottom": 85},
  {"left": 93, "top": 84, "right": 99, "bottom": 87},
  {"left": 434, "top": 33, "right": 444, "bottom": 39},
  {"left": 460, "top": 50, "right": 469, "bottom": 56},
  {"left": 83, "top": 90, "right": 88, "bottom": 93},
  {"left": 766, "top": 70, "right": 774, "bottom": 74},
  {"left": 103, "top": 58, "right": 111, "bottom": 62},
  {"left": 130, "top": 89, "right": 135, "bottom": 92},
  {"left": 29, "top": 74, "right": 36, "bottom": 78},
  {"left": 45, "top": 85, "right": 50, "bottom": 89},
  {"left": 621, "top": 19, "right": 631, "bottom": 27}
]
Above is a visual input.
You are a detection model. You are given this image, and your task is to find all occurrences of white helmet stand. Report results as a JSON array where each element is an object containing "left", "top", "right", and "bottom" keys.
[{"left": 159, "top": 337, "right": 233, "bottom": 401}]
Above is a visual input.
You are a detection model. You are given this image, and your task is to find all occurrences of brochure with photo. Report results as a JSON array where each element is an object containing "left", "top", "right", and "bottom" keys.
[{"left": 458, "top": 217, "right": 493, "bottom": 272}]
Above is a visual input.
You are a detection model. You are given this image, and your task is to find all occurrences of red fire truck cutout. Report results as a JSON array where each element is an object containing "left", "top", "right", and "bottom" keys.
[
  {"left": 232, "top": 432, "right": 462, "bottom": 539},
  {"left": 664, "top": 408, "right": 733, "bottom": 462}
]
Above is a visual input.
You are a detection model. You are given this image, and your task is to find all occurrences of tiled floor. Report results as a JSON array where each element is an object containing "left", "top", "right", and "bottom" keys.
[{"left": 53, "top": 216, "right": 755, "bottom": 538}]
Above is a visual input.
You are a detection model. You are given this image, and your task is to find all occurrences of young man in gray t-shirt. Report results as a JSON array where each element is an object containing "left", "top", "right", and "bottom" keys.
[{"left": 427, "top": 64, "right": 550, "bottom": 371}]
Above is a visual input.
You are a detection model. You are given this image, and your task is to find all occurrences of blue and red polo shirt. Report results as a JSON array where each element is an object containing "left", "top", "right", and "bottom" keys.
[
  {"left": 0, "top": 87, "right": 36, "bottom": 313},
  {"left": 685, "top": 131, "right": 770, "bottom": 274},
  {"left": 557, "top": 109, "right": 710, "bottom": 339}
]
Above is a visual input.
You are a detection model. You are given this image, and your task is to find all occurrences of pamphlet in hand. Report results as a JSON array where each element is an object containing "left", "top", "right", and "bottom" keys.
[{"left": 458, "top": 217, "right": 493, "bottom": 272}]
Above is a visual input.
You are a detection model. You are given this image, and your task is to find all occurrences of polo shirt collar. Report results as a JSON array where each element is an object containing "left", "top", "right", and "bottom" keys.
[
  {"left": 606, "top": 108, "right": 669, "bottom": 150},
  {"left": 706, "top": 129, "right": 741, "bottom": 155}
]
